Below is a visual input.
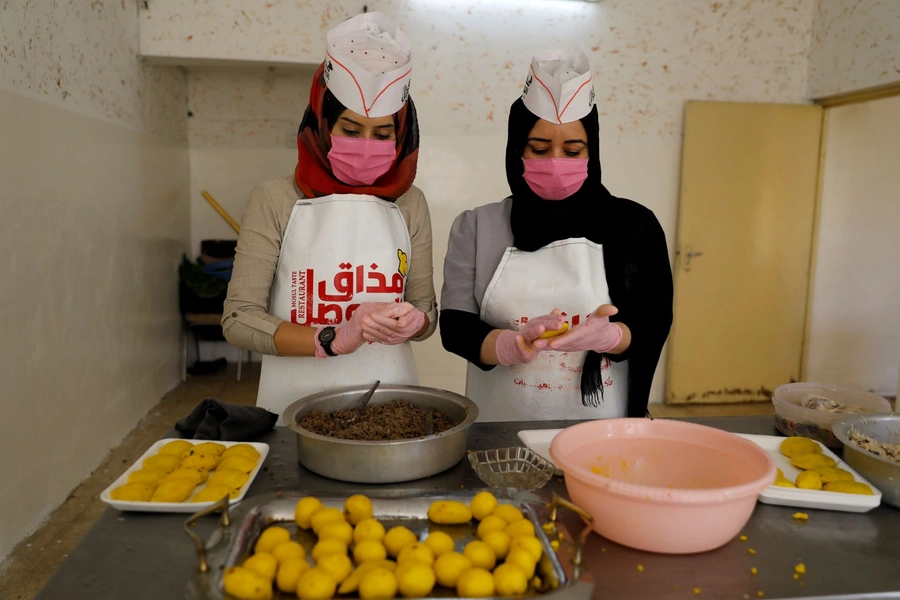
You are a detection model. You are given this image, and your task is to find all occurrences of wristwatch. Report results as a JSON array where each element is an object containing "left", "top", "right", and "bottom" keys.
[{"left": 317, "top": 326, "right": 337, "bottom": 357}]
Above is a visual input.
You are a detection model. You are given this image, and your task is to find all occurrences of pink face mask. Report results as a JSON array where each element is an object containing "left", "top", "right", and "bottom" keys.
[
  {"left": 522, "top": 158, "right": 589, "bottom": 201},
  {"left": 328, "top": 136, "right": 396, "bottom": 186}
]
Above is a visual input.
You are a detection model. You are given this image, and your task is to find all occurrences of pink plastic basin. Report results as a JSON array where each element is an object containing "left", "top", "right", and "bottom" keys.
[{"left": 549, "top": 419, "right": 776, "bottom": 554}]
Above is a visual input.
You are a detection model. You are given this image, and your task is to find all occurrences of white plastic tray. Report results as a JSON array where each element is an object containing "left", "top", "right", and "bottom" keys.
[
  {"left": 518, "top": 429, "right": 564, "bottom": 476},
  {"left": 737, "top": 434, "right": 881, "bottom": 513},
  {"left": 100, "top": 439, "right": 269, "bottom": 513}
]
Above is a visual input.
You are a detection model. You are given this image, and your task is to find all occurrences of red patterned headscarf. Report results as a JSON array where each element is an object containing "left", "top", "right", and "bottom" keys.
[{"left": 294, "top": 63, "right": 420, "bottom": 201}]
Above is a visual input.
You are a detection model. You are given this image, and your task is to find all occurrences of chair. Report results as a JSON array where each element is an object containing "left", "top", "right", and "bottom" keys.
[
  {"left": 179, "top": 240, "right": 243, "bottom": 382},
  {"left": 181, "top": 313, "right": 250, "bottom": 382}
]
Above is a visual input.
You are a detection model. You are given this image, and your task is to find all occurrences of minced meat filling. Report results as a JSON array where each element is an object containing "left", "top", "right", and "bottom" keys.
[{"left": 297, "top": 399, "right": 456, "bottom": 441}]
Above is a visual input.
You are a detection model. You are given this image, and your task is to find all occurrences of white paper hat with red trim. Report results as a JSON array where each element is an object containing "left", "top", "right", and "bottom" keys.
[
  {"left": 324, "top": 12, "right": 412, "bottom": 118},
  {"left": 521, "top": 50, "right": 596, "bottom": 124}
]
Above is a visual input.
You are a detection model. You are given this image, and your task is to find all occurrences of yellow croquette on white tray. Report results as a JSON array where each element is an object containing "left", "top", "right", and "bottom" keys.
[
  {"left": 100, "top": 439, "right": 269, "bottom": 513},
  {"left": 737, "top": 434, "right": 881, "bottom": 513}
]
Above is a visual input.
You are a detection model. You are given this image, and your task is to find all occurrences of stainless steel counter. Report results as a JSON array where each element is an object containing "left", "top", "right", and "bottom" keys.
[{"left": 32, "top": 417, "right": 900, "bottom": 600}]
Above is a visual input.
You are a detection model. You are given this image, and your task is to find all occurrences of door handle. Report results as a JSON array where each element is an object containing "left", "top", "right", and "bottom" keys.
[{"left": 684, "top": 248, "right": 703, "bottom": 271}]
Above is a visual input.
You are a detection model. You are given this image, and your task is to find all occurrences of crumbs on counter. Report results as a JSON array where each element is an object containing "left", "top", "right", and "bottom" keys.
[
  {"left": 694, "top": 587, "right": 702, "bottom": 595},
  {"left": 637, "top": 565, "right": 644, "bottom": 572},
  {"left": 795, "top": 563, "right": 806, "bottom": 575},
  {"left": 740, "top": 535, "right": 748, "bottom": 542},
  {"left": 792, "top": 512, "right": 809, "bottom": 521},
  {"left": 751, "top": 567, "right": 758, "bottom": 576},
  {"left": 748, "top": 548, "right": 757, "bottom": 555}
]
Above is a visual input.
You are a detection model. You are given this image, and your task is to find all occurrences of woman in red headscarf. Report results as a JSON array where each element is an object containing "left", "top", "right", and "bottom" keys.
[{"left": 223, "top": 13, "right": 436, "bottom": 421}]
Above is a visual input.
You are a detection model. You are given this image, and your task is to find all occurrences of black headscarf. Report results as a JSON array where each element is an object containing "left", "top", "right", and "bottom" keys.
[
  {"left": 506, "top": 98, "right": 616, "bottom": 408},
  {"left": 507, "top": 99, "right": 613, "bottom": 252}
]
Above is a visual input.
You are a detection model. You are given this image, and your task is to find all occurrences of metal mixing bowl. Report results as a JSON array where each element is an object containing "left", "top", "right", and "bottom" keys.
[
  {"left": 283, "top": 384, "right": 479, "bottom": 484},
  {"left": 833, "top": 414, "right": 900, "bottom": 508}
]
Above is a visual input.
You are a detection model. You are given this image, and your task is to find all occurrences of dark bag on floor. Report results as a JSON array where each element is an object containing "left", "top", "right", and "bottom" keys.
[{"left": 175, "top": 398, "right": 278, "bottom": 441}]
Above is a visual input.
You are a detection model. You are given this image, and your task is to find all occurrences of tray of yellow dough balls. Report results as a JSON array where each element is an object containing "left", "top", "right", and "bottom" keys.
[
  {"left": 100, "top": 439, "right": 269, "bottom": 512},
  {"left": 182, "top": 490, "right": 593, "bottom": 600},
  {"left": 736, "top": 434, "right": 881, "bottom": 513}
]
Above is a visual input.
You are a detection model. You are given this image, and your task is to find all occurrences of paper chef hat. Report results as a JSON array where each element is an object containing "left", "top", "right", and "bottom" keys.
[
  {"left": 521, "top": 50, "right": 596, "bottom": 124},
  {"left": 324, "top": 12, "right": 413, "bottom": 118}
]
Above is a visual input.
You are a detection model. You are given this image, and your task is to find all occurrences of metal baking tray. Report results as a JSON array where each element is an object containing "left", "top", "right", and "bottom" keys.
[{"left": 183, "top": 491, "right": 593, "bottom": 599}]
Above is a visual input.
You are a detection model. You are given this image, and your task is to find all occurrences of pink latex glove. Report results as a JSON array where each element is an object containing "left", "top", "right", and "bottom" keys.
[
  {"left": 533, "top": 305, "right": 623, "bottom": 354},
  {"left": 363, "top": 302, "right": 426, "bottom": 345},
  {"left": 495, "top": 311, "right": 566, "bottom": 366},
  {"left": 314, "top": 302, "right": 393, "bottom": 358}
]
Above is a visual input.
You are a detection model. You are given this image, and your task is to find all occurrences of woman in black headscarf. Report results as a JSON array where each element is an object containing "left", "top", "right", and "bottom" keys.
[{"left": 440, "top": 50, "right": 672, "bottom": 421}]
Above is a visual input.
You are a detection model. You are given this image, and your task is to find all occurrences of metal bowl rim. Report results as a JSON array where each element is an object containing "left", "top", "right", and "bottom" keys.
[
  {"left": 283, "top": 383, "right": 479, "bottom": 447},
  {"left": 832, "top": 414, "right": 900, "bottom": 469}
]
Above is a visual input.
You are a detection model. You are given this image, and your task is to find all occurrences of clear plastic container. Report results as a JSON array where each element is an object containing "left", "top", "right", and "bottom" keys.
[{"left": 772, "top": 383, "right": 892, "bottom": 448}]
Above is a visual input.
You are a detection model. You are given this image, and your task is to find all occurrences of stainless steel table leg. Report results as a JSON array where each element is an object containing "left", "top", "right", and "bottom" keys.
[{"left": 181, "top": 323, "right": 188, "bottom": 382}]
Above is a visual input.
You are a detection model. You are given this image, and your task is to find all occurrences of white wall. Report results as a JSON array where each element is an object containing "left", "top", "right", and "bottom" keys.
[
  {"left": 805, "top": 95, "right": 900, "bottom": 397},
  {"left": 0, "top": 1, "right": 190, "bottom": 559},
  {"left": 807, "top": 0, "right": 900, "bottom": 98},
  {"left": 179, "top": 0, "right": 817, "bottom": 398}
]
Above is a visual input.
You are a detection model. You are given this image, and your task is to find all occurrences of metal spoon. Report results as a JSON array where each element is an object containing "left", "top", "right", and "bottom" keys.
[
  {"left": 346, "top": 380, "right": 380, "bottom": 425},
  {"left": 425, "top": 407, "right": 434, "bottom": 436}
]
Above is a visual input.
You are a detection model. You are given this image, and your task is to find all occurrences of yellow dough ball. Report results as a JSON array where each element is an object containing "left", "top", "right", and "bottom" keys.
[
  {"left": 191, "top": 484, "right": 237, "bottom": 502},
  {"left": 470, "top": 491, "right": 499, "bottom": 521},
  {"left": 254, "top": 526, "right": 291, "bottom": 554},
  {"left": 343, "top": 494, "right": 374, "bottom": 526},
  {"left": 217, "top": 455, "right": 257, "bottom": 474},
  {"left": 295, "top": 496, "right": 325, "bottom": 529},
  {"left": 384, "top": 526, "right": 418, "bottom": 558},
  {"left": 162, "top": 468, "right": 209, "bottom": 485},
  {"left": 824, "top": 481, "right": 874, "bottom": 495},
  {"left": 150, "top": 479, "right": 196, "bottom": 503},
  {"left": 813, "top": 467, "right": 855, "bottom": 483},
  {"left": 158, "top": 440, "right": 194, "bottom": 457},
  {"left": 791, "top": 453, "right": 836, "bottom": 470},
  {"left": 207, "top": 468, "right": 250, "bottom": 490},
  {"left": 779, "top": 437, "right": 821, "bottom": 458},
  {"left": 127, "top": 469, "right": 168, "bottom": 486},
  {"left": 142, "top": 454, "right": 181, "bottom": 474},
  {"left": 221, "top": 444, "right": 260, "bottom": 461},
  {"left": 179, "top": 453, "right": 220, "bottom": 471},
  {"left": 796, "top": 470, "right": 823, "bottom": 490},
  {"left": 110, "top": 482, "right": 155, "bottom": 502}
]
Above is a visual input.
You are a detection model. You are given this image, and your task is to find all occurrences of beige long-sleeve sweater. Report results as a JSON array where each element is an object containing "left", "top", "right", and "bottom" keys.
[{"left": 222, "top": 176, "right": 437, "bottom": 355}]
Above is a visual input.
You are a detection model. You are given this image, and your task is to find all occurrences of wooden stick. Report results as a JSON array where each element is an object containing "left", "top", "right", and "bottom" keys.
[{"left": 201, "top": 190, "right": 241, "bottom": 234}]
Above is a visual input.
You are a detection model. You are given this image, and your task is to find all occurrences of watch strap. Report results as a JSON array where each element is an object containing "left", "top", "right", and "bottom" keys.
[{"left": 316, "top": 326, "right": 337, "bottom": 358}]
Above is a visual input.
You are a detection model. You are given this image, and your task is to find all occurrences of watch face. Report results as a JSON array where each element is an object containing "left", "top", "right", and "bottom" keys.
[{"left": 319, "top": 327, "right": 336, "bottom": 343}]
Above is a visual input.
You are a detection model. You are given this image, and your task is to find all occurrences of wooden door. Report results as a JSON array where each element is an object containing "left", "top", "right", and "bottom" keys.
[{"left": 666, "top": 101, "right": 823, "bottom": 404}]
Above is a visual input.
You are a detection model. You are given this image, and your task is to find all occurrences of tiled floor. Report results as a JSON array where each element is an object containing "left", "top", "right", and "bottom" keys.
[{"left": 0, "top": 365, "right": 777, "bottom": 599}]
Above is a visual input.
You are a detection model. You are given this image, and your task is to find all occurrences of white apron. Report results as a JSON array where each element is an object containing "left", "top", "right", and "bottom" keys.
[
  {"left": 466, "top": 238, "right": 628, "bottom": 421},
  {"left": 257, "top": 194, "right": 418, "bottom": 422}
]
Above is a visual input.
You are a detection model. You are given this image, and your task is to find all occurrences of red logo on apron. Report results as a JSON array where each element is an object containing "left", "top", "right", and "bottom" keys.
[{"left": 290, "top": 261, "right": 405, "bottom": 326}]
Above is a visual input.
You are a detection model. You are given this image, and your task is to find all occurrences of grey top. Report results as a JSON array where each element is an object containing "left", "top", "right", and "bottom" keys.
[{"left": 441, "top": 197, "right": 514, "bottom": 316}]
